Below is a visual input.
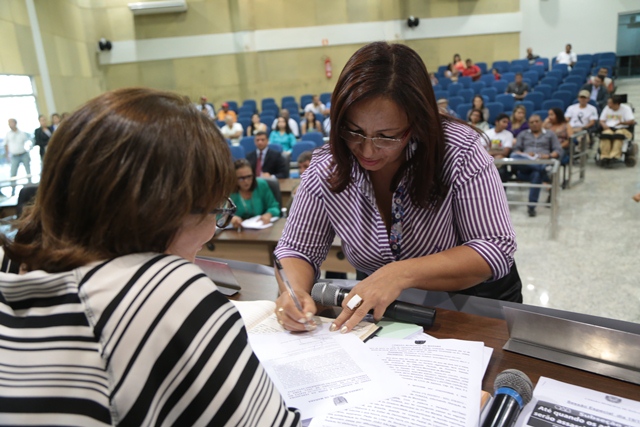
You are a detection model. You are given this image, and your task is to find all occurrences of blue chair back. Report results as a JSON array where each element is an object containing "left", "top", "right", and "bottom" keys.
[
  {"left": 532, "top": 109, "right": 548, "bottom": 121},
  {"left": 515, "top": 101, "right": 535, "bottom": 118},
  {"left": 216, "top": 120, "right": 226, "bottom": 128},
  {"left": 551, "top": 90, "right": 573, "bottom": 109},
  {"left": 480, "top": 74, "right": 495, "bottom": 85},
  {"left": 283, "top": 102, "right": 300, "bottom": 114},
  {"left": 574, "top": 60, "right": 592, "bottom": 71},
  {"left": 524, "top": 92, "right": 544, "bottom": 110},
  {"left": 301, "top": 132, "right": 325, "bottom": 147},
  {"left": 457, "top": 76, "right": 472, "bottom": 88},
  {"left": 260, "top": 112, "right": 276, "bottom": 124},
  {"left": 480, "top": 87, "right": 497, "bottom": 102},
  {"left": 492, "top": 80, "right": 508, "bottom": 93},
  {"left": 434, "top": 90, "right": 448, "bottom": 102},
  {"left": 597, "top": 58, "right": 616, "bottom": 68},
  {"left": 542, "top": 99, "right": 564, "bottom": 111},
  {"left": 320, "top": 92, "right": 332, "bottom": 105},
  {"left": 476, "top": 62, "right": 488, "bottom": 74},
  {"left": 238, "top": 105, "right": 254, "bottom": 116},
  {"left": 553, "top": 63, "right": 569, "bottom": 77},
  {"left": 534, "top": 84, "right": 552, "bottom": 99},
  {"left": 509, "top": 65, "right": 523, "bottom": 74},
  {"left": 470, "top": 81, "right": 486, "bottom": 95},
  {"left": 564, "top": 76, "right": 585, "bottom": 87},
  {"left": 576, "top": 54, "right": 593, "bottom": 65},
  {"left": 447, "top": 96, "right": 465, "bottom": 111},
  {"left": 558, "top": 83, "right": 578, "bottom": 97},
  {"left": 230, "top": 145, "right": 245, "bottom": 161},
  {"left": 238, "top": 117, "right": 252, "bottom": 131},
  {"left": 530, "top": 65, "right": 545, "bottom": 77},
  {"left": 268, "top": 143, "right": 283, "bottom": 153},
  {"left": 290, "top": 141, "right": 316, "bottom": 162},
  {"left": 437, "top": 65, "right": 449, "bottom": 75},
  {"left": 511, "top": 59, "right": 529, "bottom": 71},
  {"left": 492, "top": 61, "right": 510, "bottom": 74},
  {"left": 546, "top": 70, "right": 563, "bottom": 82},
  {"left": 501, "top": 72, "right": 515, "bottom": 83},
  {"left": 539, "top": 77, "right": 559, "bottom": 91},
  {"left": 225, "top": 101, "right": 238, "bottom": 113},
  {"left": 438, "top": 77, "right": 452, "bottom": 89},
  {"left": 281, "top": 96, "right": 296, "bottom": 108},
  {"left": 495, "top": 94, "right": 515, "bottom": 112},
  {"left": 300, "top": 94, "right": 314, "bottom": 108},
  {"left": 523, "top": 70, "right": 539, "bottom": 85},
  {"left": 241, "top": 100, "right": 257, "bottom": 113},
  {"left": 260, "top": 98, "right": 277, "bottom": 112},
  {"left": 448, "top": 83, "right": 463, "bottom": 97},
  {"left": 458, "top": 89, "right": 474, "bottom": 103},
  {"left": 485, "top": 102, "right": 504, "bottom": 124},
  {"left": 240, "top": 136, "right": 256, "bottom": 153},
  {"left": 536, "top": 57, "right": 549, "bottom": 71},
  {"left": 456, "top": 103, "right": 472, "bottom": 120}
]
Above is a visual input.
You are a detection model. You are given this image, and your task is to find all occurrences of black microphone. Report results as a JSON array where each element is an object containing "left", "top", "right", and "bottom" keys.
[
  {"left": 481, "top": 369, "right": 533, "bottom": 427},
  {"left": 310, "top": 282, "right": 436, "bottom": 328}
]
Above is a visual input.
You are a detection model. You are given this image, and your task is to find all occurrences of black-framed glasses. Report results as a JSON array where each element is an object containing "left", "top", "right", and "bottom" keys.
[
  {"left": 237, "top": 174, "right": 253, "bottom": 182},
  {"left": 211, "top": 198, "right": 237, "bottom": 228},
  {"left": 340, "top": 127, "right": 410, "bottom": 150}
]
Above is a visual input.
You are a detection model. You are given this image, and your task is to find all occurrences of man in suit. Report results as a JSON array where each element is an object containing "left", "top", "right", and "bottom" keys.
[
  {"left": 246, "top": 131, "right": 289, "bottom": 178},
  {"left": 581, "top": 75, "right": 609, "bottom": 112}
]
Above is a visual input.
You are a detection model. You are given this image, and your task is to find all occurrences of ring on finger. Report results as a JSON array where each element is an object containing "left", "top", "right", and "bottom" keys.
[
  {"left": 278, "top": 319, "right": 284, "bottom": 326},
  {"left": 277, "top": 307, "right": 284, "bottom": 316},
  {"left": 346, "top": 294, "right": 363, "bottom": 310}
]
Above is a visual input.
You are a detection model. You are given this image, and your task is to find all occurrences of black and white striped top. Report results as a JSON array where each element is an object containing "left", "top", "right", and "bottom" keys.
[{"left": 0, "top": 250, "right": 300, "bottom": 426}]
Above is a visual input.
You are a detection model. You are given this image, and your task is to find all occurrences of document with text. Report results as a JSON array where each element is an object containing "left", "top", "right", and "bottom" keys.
[{"left": 309, "top": 337, "right": 485, "bottom": 427}]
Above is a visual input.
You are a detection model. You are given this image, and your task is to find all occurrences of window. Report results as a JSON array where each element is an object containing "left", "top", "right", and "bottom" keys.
[{"left": 0, "top": 75, "right": 39, "bottom": 139}]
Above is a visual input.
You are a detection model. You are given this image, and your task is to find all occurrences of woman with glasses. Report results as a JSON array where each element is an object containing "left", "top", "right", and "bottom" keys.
[
  {"left": 0, "top": 88, "right": 300, "bottom": 426},
  {"left": 230, "top": 159, "right": 281, "bottom": 229},
  {"left": 274, "top": 42, "right": 518, "bottom": 334}
]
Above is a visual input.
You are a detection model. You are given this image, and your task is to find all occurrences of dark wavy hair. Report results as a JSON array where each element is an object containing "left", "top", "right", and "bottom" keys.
[
  {"left": 548, "top": 107, "right": 567, "bottom": 124},
  {"left": 3, "top": 87, "right": 235, "bottom": 272},
  {"left": 328, "top": 42, "right": 448, "bottom": 209}
]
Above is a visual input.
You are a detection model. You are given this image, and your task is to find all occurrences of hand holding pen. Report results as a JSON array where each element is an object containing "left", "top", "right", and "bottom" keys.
[{"left": 273, "top": 255, "right": 317, "bottom": 332}]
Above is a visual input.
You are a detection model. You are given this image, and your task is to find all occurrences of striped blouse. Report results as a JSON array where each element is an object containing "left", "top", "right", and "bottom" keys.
[
  {"left": 275, "top": 120, "right": 516, "bottom": 281},
  {"left": 0, "top": 251, "right": 300, "bottom": 426}
]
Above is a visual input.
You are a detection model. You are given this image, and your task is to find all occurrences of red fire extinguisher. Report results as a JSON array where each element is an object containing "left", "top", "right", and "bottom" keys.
[{"left": 324, "top": 57, "right": 332, "bottom": 79}]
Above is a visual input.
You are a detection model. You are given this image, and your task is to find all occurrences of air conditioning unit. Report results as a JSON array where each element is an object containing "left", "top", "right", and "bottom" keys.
[{"left": 128, "top": 1, "right": 187, "bottom": 15}]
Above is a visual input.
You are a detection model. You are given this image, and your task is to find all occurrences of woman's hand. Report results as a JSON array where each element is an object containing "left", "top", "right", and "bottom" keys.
[
  {"left": 230, "top": 215, "right": 243, "bottom": 229},
  {"left": 274, "top": 290, "right": 317, "bottom": 332},
  {"left": 331, "top": 263, "right": 407, "bottom": 333},
  {"left": 259, "top": 213, "right": 272, "bottom": 224}
]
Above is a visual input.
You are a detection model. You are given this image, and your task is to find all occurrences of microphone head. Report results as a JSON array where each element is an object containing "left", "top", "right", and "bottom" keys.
[
  {"left": 311, "top": 282, "right": 341, "bottom": 306},
  {"left": 494, "top": 369, "right": 534, "bottom": 404}
]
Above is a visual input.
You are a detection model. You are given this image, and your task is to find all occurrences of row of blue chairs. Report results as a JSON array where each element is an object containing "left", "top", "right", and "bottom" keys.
[
  {"left": 223, "top": 93, "right": 333, "bottom": 117},
  {"left": 230, "top": 139, "right": 318, "bottom": 163}
]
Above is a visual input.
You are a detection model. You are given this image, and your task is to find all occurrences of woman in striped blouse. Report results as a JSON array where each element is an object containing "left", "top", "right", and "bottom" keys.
[
  {"left": 0, "top": 88, "right": 300, "bottom": 426},
  {"left": 274, "top": 42, "right": 519, "bottom": 334}
]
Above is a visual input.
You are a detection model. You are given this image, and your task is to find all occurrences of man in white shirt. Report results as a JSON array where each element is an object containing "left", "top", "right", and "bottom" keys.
[
  {"left": 4, "top": 118, "right": 32, "bottom": 195},
  {"left": 484, "top": 114, "right": 514, "bottom": 182},
  {"left": 220, "top": 114, "right": 243, "bottom": 145},
  {"left": 556, "top": 44, "right": 577, "bottom": 68},
  {"left": 271, "top": 108, "right": 299, "bottom": 137},
  {"left": 195, "top": 95, "right": 214, "bottom": 119},
  {"left": 303, "top": 95, "right": 325, "bottom": 115},
  {"left": 565, "top": 90, "right": 599, "bottom": 132},
  {"left": 598, "top": 95, "right": 636, "bottom": 165}
]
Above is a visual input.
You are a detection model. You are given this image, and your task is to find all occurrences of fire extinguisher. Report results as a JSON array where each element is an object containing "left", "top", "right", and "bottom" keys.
[{"left": 324, "top": 57, "right": 332, "bottom": 79}]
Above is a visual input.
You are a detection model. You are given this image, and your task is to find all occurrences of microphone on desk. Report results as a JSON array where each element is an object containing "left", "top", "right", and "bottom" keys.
[
  {"left": 481, "top": 369, "right": 533, "bottom": 427},
  {"left": 310, "top": 282, "right": 436, "bottom": 328}
]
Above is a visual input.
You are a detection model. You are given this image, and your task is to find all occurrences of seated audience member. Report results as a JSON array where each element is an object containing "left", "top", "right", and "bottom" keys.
[
  {"left": 436, "top": 98, "right": 458, "bottom": 118},
  {"left": 462, "top": 59, "right": 482, "bottom": 81},
  {"left": 269, "top": 116, "right": 297, "bottom": 151},
  {"left": 33, "top": 114, "right": 51, "bottom": 162},
  {"left": 511, "top": 114, "right": 563, "bottom": 217},
  {"left": 322, "top": 116, "right": 331, "bottom": 136},
  {"left": 565, "top": 90, "right": 599, "bottom": 133},
  {"left": 491, "top": 67, "right": 501, "bottom": 80},
  {"left": 468, "top": 109, "right": 490, "bottom": 131},
  {"left": 429, "top": 72, "right": 439, "bottom": 86},
  {"left": 195, "top": 95, "right": 214, "bottom": 119},
  {"left": 544, "top": 107, "right": 574, "bottom": 164},
  {"left": 445, "top": 63, "right": 459, "bottom": 82},
  {"left": 247, "top": 131, "right": 288, "bottom": 179},
  {"left": 581, "top": 75, "right": 609, "bottom": 112},
  {"left": 526, "top": 47, "right": 540, "bottom": 65},
  {"left": 300, "top": 110, "right": 323, "bottom": 135},
  {"left": 506, "top": 73, "right": 529, "bottom": 101},
  {"left": 230, "top": 159, "right": 281, "bottom": 228},
  {"left": 50, "top": 113, "right": 61, "bottom": 131},
  {"left": 271, "top": 108, "right": 300, "bottom": 137},
  {"left": 507, "top": 104, "right": 530, "bottom": 138},
  {"left": 556, "top": 43, "right": 577, "bottom": 68},
  {"left": 303, "top": 95, "right": 325, "bottom": 115},
  {"left": 467, "top": 95, "right": 490, "bottom": 122},
  {"left": 589, "top": 67, "right": 614, "bottom": 93},
  {"left": 599, "top": 95, "right": 636, "bottom": 166},
  {"left": 485, "top": 113, "right": 514, "bottom": 159},
  {"left": 452, "top": 53, "right": 466, "bottom": 73},
  {"left": 216, "top": 102, "right": 237, "bottom": 122},
  {"left": 289, "top": 150, "right": 313, "bottom": 207},
  {"left": 0, "top": 88, "right": 300, "bottom": 426},
  {"left": 246, "top": 113, "right": 267, "bottom": 136},
  {"left": 220, "top": 114, "right": 243, "bottom": 145}
]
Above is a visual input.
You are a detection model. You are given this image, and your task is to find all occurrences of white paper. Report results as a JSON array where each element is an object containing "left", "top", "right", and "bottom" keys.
[
  {"left": 240, "top": 215, "right": 279, "bottom": 229},
  {"left": 248, "top": 323, "right": 408, "bottom": 420},
  {"left": 231, "top": 300, "right": 276, "bottom": 330},
  {"left": 310, "top": 337, "right": 485, "bottom": 427},
  {"left": 516, "top": 377, "right": 640, "bottom": 427}
]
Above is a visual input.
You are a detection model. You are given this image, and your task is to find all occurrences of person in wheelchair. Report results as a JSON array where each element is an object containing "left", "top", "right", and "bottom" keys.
[{"left": 599, "top": 95, "right": 636, "bottom": 167}]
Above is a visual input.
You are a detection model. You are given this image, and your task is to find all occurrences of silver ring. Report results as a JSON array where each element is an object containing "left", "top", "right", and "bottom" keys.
[{"left": 346, "top": 294, "right": 363, "bottom": 310}]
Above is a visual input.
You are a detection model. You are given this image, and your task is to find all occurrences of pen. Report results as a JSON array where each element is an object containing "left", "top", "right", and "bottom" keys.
[{"left": 273, "top": 255, "right": 304, "bottom": 313}]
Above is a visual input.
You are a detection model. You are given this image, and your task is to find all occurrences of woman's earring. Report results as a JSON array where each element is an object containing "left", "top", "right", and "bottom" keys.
[{"left": 411, "top": 142, "right": 418, "bottom": 152}]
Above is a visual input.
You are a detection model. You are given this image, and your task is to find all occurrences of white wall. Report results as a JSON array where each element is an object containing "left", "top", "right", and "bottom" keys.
[{"left": 520, "top": 0, "right": 640, "bottom": 60}]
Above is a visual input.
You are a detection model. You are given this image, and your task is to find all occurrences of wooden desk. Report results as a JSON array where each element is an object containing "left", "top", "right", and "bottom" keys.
[
  {"left": 199, "top": 219, "right": 355, "bottom": 273},
  {"left": 228, "top": 266, "right": 640, "bottom": 401},
  {"left": 278, "top": 178, "right": 299, "bottom": 209}
]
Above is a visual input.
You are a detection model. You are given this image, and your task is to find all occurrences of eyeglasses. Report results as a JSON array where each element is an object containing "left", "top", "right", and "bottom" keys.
[
  {"left": 237, "top": 174, "right": 253, "bottom": 182},
  {"left": 211, "top": 198, "right": 237, "bottom": 228},
  {"left": 340, "top": 128, "right": 410, "bottom": 150}
]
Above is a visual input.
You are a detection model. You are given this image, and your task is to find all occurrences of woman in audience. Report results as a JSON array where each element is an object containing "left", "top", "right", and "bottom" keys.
[
  {"left": 300, "top": 110, "right": 323, "bottom": 135},
  {"left": 544, "top": 107, "right": 573, "bottom": 163},
  {"left": 468, "top": 108, "right": 490, "bottom": 131},
  {"left": 246, "top": 112, "right": 267, "bottom": 136},
  {"left": 444, "top": 63, "right": 459, "bottom": 82},
  {"left": 269, "top": 116, "right": 297, "bottom": 151},
  {"left": 508, "top": 104, "right": 530, "bottom": 138},
  {"left": 0, "top": 88, "right": 300, "bottom": 426},
  {"left": 275, "top": 42, "right": 518, "bottom": 334},
  {"left": 33, "top": 114, "right": 51, "bottom": 162},
  {"left": 230, "top": 158, "right": 280, "bottom": 228},
  {"left": 452, "top": 53, "right": 465, "bottom": 73},
  {"left": 466, "top": 95, "right": 490, "bottom": 122}
]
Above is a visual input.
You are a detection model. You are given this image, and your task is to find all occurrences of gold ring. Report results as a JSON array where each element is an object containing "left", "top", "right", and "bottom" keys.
[
  {"left": 277, "top": 307, "right": 284, "bottom": 316},
  {"left": 278, "top": 319, "right": 284, "bottom": 326}
]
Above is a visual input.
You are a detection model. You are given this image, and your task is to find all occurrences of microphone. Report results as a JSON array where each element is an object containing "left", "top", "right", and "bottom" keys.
[
  {"left": 481, "top": 369, "right": 533, "bottom": 427},
  {"left": 310, "top": 282, "right": 436, "bottom": 327}
]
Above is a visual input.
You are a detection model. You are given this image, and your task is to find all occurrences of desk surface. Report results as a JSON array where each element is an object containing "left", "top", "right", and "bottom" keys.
[
  {"left": 278, "top": 178, "right": 299, "bottom": 194},
  {"left": 228, "top": 264, "right": 640, "bottom": 401}
]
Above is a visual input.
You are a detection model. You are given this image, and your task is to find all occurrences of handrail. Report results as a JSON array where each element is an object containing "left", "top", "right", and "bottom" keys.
[{"left": 564, "top": 130, "right": 588, "bottom": 189}]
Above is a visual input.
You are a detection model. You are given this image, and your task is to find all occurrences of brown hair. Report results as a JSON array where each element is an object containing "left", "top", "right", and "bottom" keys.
[
  {"left": 328, "top": 41, "right": 448, "bottom": 208},
  {"left": 3, "top": 87, "right": 235, "bottom": 272},
  {"left": 234, "top": 158, "right": 257, "bottom": 191}
]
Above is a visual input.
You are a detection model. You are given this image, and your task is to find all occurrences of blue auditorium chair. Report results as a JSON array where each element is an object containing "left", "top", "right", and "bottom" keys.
[
  {"left": 283, "top": 102, "right": 300, "bottom": 114},
  {"left": 437, "top": 65, "right": 449, "bottom": 76},
  {"left": 457, "top": 76, "right": 472, "bottom": 89},
  {"left": 448, "top": 83, "right": 463, "bottom": 97},
  {"left": 551, "top": 90, "right": 573, "bottom": 109},
  {"left": 539, "top": 77, "right": 559, "bottom": 91},
  {"left": 530, "top": 65, "right": 545, "bottom": 78},
  {"left": 553, "top": 63, "right": 569, "bottom": 77},
  {"left": 492, "top": 80, "right": 508, "bottom": 93},
  {"left": 515, "top": 101, "right": 534, "bottom": 118},
  {"left": 542, "top": 99, "right": 564, "bottom": 111},
  {"left": 268, "top": 143, "right": 283, "bottom": 153},
  {"left": 511, "top": 59, "right": 529, "bottom": 72},
  {"left": 438, "top": 77, "right": 452, "bottom": 89},
  {"left": 225, "top": 101, "right": 238, "bottom": 113},
  {"left": 532, "top": 109, "right": 548, "bottom": 121},
  {"left": 576, "top": 54, "right": 593, "bottom": 65},
  {"left": 480, "top": 87, "right": 497, "bottom": 102},
  {"left": 492, "top": 61, "right": 510, "bottom": 74},
  {"left": 501, "top": 72, "right": 516, "bottom": 83},
  {"left": 290, "top": 141, "right": 316, "bottom": 162},
  {"left": 558, "top": 83, "right": 578, "bottom": 97},
  {"left": 564, "top": 76, "right": 586, "bottom": 88},
  {"left": 546, "top": 70, "right": 563, "bottom": 83},
  {"left": 447, "top": 96, "right": 465, "bottom": 111},
  {"left": 534, "top": 84, "right": 552, "bottom": 99},
  {"left": 470, "top": 81, "right": 486, "bottom": 95},
  {"left": 574, "top": 60, "right": 592, "bottom": 71},
  {"left": 537, "top": 57, "right": 549, "bottom": 71},
  {"left": 241, "top": 100, "right": 257, "bottom": 113},
  {"left": 238, "top": 116, "right": 251, "bottom": 132},
  {"left": 301, "top": 132, "right": 325, "bottom": 147},
  {"left": 524, "top": 92, "right": 544, "bottom": 110},
  {"left": 456, "top": 103, "right": 472, "bottom": 120},
  {"left": 434, "top": 90, "right": 448, "bottom": 101},
  {"left": 320, "top": 92, "right": 332, "bottom": 105},
  {"left": 281, "top": 96, "right": 296, "bottom": 108},
  {"left": 240, "top": 136, "right": 256, "bottom": 154},
  {"left": 597, "top": 58, "right": 616, "bottom": 68},
  {"left": 458, "top": 89, "right": 474, "bottom": 103},
  {"left": 509, "top": 65, "right": 523, "bottom": 74},
  {"left": 485, "top": 102, "right": 505, "bottom": 124},
  {"left": 475, "top": 62, "right": 487, "bottom": 74},
  {"left": 523, "top": 70, "right": 539, "bottom": 85},
  {"left": 230, "top": 145, "right": 245, "bottom": 161},
  {"left": 300, "top": 94, "right": 314, "bottom": 109},
  {"left": 480, "top": 74, "right": 495, "bottom": 85}
]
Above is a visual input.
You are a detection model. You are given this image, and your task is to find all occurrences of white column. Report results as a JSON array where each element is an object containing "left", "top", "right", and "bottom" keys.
[{"left": 25, "top": 0, "right": 56, "bottom": 114}]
